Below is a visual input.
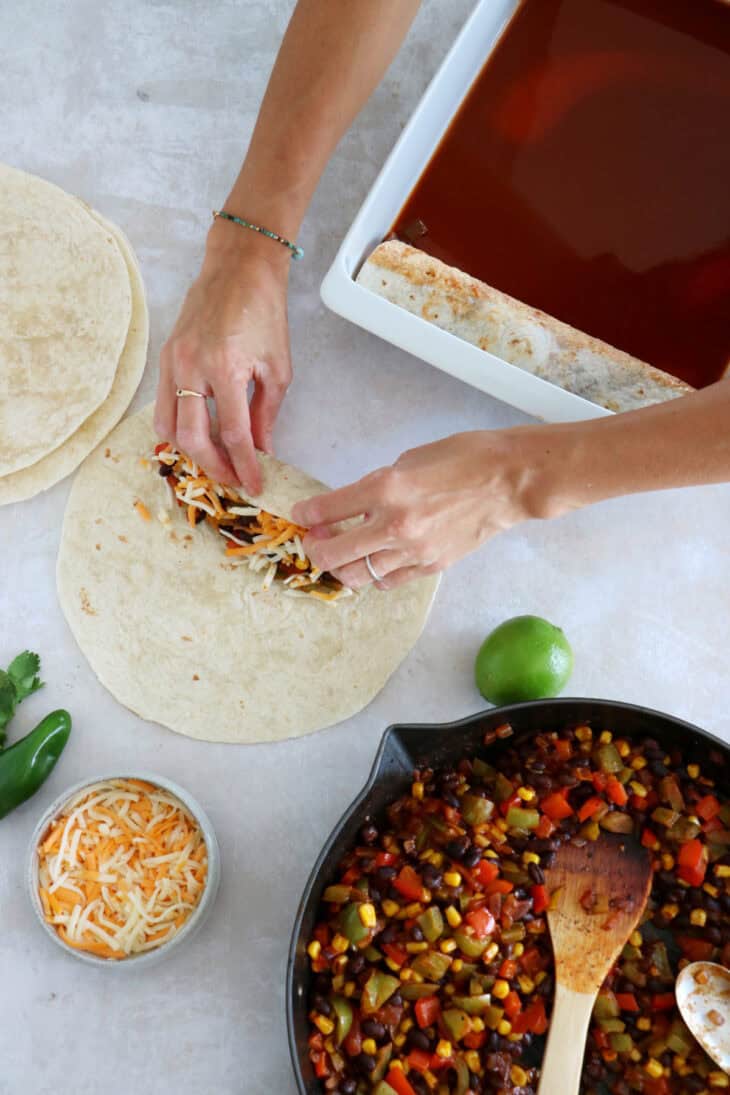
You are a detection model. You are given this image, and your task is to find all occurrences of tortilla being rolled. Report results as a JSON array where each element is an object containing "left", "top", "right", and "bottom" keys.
[
  {"left": 357, "top": 241, "right": 693, "bottom": 414},
  {"left": 57, "top": 404, "right": 438, "bottom": 744}
]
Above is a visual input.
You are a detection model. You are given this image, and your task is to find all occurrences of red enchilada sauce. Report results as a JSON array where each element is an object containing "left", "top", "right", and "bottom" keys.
[{"left": 393, "top": 0, "right": 730, "bottom": 388}]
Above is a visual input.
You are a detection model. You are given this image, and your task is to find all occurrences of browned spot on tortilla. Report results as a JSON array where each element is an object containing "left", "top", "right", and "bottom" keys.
[
  {"left": 181, "top": 635, "right": 192, "bottom": 642},
  {"left": 104, "top": 448, "right": 111, "bottom": 458},
  {"left": 170, "top": 531, "right": 178, "bottom": 542},
  {"left": 118, "top": 534, "right": 128, "bottom": 543},
  {"left": 95, "top": 517, "right": 102, "bottom": 525},
  {"left": 184, "top": 534, "right": 192, "bottom": 541},
  {"left": 192, "top": 674, "right": 200, "bottom": 681},
  {"left": 95, "top": 544, "right": 101, "bottom": 551},
  {"left": 80, "top": 588, "right": 96, "bottom": 616}
]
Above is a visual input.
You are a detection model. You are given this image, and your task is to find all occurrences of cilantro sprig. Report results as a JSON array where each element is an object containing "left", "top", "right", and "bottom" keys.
[{"left": 0, "top": 651, "right": 43, "bottom": 747}]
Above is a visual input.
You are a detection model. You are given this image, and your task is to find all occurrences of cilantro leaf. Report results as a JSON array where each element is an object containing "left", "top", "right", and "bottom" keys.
[
  {"left": 0, "top": 671, "right": 17, "bottom": 744},
  {"left": 7, "top": 650, "right": 43, "bottom": 702}
]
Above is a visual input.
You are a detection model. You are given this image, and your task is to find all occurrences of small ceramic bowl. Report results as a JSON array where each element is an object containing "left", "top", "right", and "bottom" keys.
[{"left": 27, "top": 771, "right": 221, "bottom": 969}]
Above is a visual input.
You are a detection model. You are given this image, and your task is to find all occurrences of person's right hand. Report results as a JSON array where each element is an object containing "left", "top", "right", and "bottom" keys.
[{"left": 154, "top": 221, "right": 292, "bottom": 495}]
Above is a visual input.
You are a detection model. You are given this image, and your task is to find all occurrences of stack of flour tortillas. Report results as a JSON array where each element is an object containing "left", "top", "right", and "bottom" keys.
[{"left": 0, "top": 163, "right": 148, "bottom": 504}]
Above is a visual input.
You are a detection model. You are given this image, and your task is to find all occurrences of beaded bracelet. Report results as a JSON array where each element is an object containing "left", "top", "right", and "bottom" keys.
[{"left": 211, "top": 210, "right": 304, "bottom": 260}]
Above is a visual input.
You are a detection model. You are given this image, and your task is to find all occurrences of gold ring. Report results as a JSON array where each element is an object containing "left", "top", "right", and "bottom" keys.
[{"left": 176, "top": 388, "right": 207, "bottom": 399}]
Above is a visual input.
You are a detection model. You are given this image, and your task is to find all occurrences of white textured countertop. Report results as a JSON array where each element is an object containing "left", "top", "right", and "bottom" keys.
[{"left": 1, "top": 4, "right": 729, "bottom": 1094}]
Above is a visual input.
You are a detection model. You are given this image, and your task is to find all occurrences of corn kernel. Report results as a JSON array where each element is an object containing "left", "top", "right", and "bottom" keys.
[
  {"left": 405, "top": 902, "right": 423, "bottom": 918},
  {"left": 703, "top": 883, "right": 719, "bottom": 898},
  {"left": 661, "top": 854, "right": 675, "bottom": 871},
  {"left": 690, "top": 908, "right": 707, "bottom": 927},
  {"left": 331, "top": 933, "right": 349, "bottom": 954},
  {"left": 358, "top": 903, "right": 377, "bottom": 928},
  {"left": 645, "top": 1059, "right": 664, "bottom": 1079},
  {"left": 617, "top": 740, "right": 631, "bottom": 757},
  {"left": 465, "top": 1051, "right": 481, "bottom": 1073},
  {"left": 411, "top": 972, "right": 424, "bottom": 983},
  {"left": 599, "top": 730, "right": 613, "bottom": 744},
  {"left": 715, "top": 865, "right": 730, "bottom": 878},
  {"left": 575, "top": 725, "right": 593, "bottom": 741},
  {"left": 637, "top": 1017, "right": 651, "bottom": 1031},
  {"left": 390, "top": 1059, "right": 404, "bottom": 1071},
  {"left": 406, "top": 942, "right": 428, "bottom": 954},
  {"left": 445, "top": 905, "right": 462, "bottom": 928},
  {"left": 324, "top": 1037, "right": 336, "bottom": 1054},
  {"left": 709, "top": 1071, "right": 729, "bottom": 1088},
  {"left": 629, "top": 931, "right": 643, "bottom": 948},
  {"left": 382, "top": 899, "right": 400, "bottom": 918},
  {"left": 423, "top": 1070, "right": 437, "bottom": 1087},
  {"left": 386, "top": 958, "right": 401, "bottom": 973},
  {"left": 332, "top": 954, "right": 348, "bottom": 976},
  {"left": 332, "top": 974, "right": 345, "bottom": 992},
  {"left": 484, "top": 848, "right": 498, "bottom": 858},
  {"left": 440, "top": 938, "right": 458, "bottom": 954},
  {"left": 660, "top": 903, "right": 679, "bottom": 921},
  {"left": 362, "top": 1038, "right": 377, "bottom": 1056},
  {"left": 444, "top": 871, "right": 462, "bottom": 888},
  {"left": 497, "top": 1019, "right": 512, "bottom": 1036},
  {"left": 512, "top": 943, "right": 524, "bottom": 958},
  {"left": 631, "top": 756, "right": 648, "bottom": 770},
  {"left": 452, "top": 958, "right": 464, "bottom": 973},
  {"left": 492, "top": 979, "right": 510, "bottom": 999},
  {"left": 630, "top": 781, "right": 648, "bottom": 797},
  {"left": 511, "top": 1066, "right": 529, "bottom": 1087},
  {"left": 517, "top": 786, "right": 536, "bottom": 802},
  {"left": 401, "top": 1018, "right": 414, "bottom": 1033},
  {"left": 307, "top": 940, "right": 321, "bottom": 960},
  {"left": 687, "top": 763, "right": 700, "bottom": 779},
  {"left": 630, "top": 1049, "right": 642, "bottom": 1062},
  {"left": 344, "top": 981, "right": 355, "bottom": 997},
  {"left": 672, "top": 1057, "right": 686, "bottom": 1072},
  {"left": 522, "top": 852, "right": 540, "bottom": 865},
  {"left": 393, "top": 1033, "right": 407, "bottom": 1048},
  {"left": 444, "top": 983, "right": 455, "bottom": 996},
  {"left": 436, "top": 1040, "right": 453, "bottom": 1059},
  {"left": 483, "top": 942, "right": 500, "bottom": 963},
  {"left": 431, "top": 852, "right": 444, "bottom": 868},
  {"left": 534, "top": 970, "right": 547, "bottom": 986},
  {"left": 399, "top": 968, "right": 414, "bottom": 982},
  {"left": 471, "top": 1017, "right": 485, "bottom": 1033},
  {"left": 518, "top": 975, "right": 535, "bottom": 994},
  {"left": 314, "top": 1014, "right": 335, "bottom": 1036},
  {"left": 412, "top": 781, "right": 425, "bottom": 800}
]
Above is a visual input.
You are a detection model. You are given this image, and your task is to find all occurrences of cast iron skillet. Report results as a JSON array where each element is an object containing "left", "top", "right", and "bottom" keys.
[{"left": 286, "top": 698, "right": 730, "bottom": 1094}]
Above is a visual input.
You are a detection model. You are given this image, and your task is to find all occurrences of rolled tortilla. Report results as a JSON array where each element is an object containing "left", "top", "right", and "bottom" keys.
[
  {"left": 57, "top": 404, "right": 439, "bottom": 744},
  {"left": 357, "top": 241, "right": 693, "bottom": 414}
]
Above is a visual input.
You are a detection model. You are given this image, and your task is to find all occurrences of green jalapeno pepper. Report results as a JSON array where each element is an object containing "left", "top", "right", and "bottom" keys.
[{"left": 0, "top": 710, "right": 71, "bottom": 819}]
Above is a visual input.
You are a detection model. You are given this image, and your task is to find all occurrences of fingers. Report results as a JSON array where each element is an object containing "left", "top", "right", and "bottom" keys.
[
  {"left": 154, "top": 348, "right": 178, "bottom": 440},
  {"left": 377, "top": 560, "right": 444, "bottom": 591},
  {"left": 293, "top": 469, "right": 390, "bottom": 528},
  {"left": 249, "top": 369, "right": 289, "bottom": 455},
  {"left": 175, "top": 393, "right": 236, "bottom": 485},
  {"left": 303, "top": 520, "right": 392, "bottom": 575},
  {"left": 212, "top": 371, "right": 262, "bottom": 495},
  {"left": 331, "top": 549, "right": 411, "bottom": 590}
]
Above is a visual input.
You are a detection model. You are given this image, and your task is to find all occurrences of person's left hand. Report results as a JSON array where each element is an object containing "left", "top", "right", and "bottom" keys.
[{"left": 291, "top": 427, "right": 573, "bottom": 590}]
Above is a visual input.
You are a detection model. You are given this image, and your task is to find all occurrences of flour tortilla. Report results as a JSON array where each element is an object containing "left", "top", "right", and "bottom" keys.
[
  {"left": 57, "top": 404, "right": 439, "bottom": 744},
  {"left": 0, "top": 164, "right": 131, "bottom": 475},
  {"left": 358, "top": 241, "right": 693, "bottom": 413},
  {"left": 0, "top": 210, "right": 148, "bottom": 505}
]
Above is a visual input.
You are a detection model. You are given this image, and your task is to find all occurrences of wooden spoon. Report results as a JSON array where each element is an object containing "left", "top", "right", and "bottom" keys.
[
  {"left": 676, "top": 961, "right": 730, "bottom": 1072},
  {"left": 537, "top": 833, "right": 653, "bottom": 1095}
]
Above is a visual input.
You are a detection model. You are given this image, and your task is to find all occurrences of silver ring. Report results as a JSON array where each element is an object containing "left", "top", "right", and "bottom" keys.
[
  {"left": 176, "top": 388, "right": 207, "bottom": 399},
  {"left": 365, "top": 553, "right": 383, "bottom": 583}
]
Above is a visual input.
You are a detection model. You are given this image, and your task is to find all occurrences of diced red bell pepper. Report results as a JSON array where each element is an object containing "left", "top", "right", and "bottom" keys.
[
  {"left": 443, "top": 805, "right": 461, "bottom": 825},
  {"left": 466, "top": 907, "right": 496, "bottom": 939},
  {"left": 520, "top": 946, "right": 544, "bottom": 975},
  {"left": 382, "top": 943, "right": 408, "bottom": 968},
  {"left": 415, "top": 995, "right": 441, "bottom": 1029},
  {"left": 641, "top": 828, "right": 658, "bottom": 848},
  {"left": 499, "top": 958, "right": 517, "bottom": 980},
  {"left": 593, "top": 1028, "right": 609, "bottom": 1050},
  {"left": 605, "top": 776, "right": 628, "bottom": 806},
  {"left": 313, "top": 1052, "right": 329, "bottom": 1079},
  {"left": 375, "top": 851, "right": 398, "bottom": 868},
  {"left": 475, "top": 859, "right": 500, "bottom": 888},
  {"left": 676, "top": 935, "right": 714, "bottom": 962},
  {"left": 591, "top": 772, "right": 607, "bottom": 792},
  {"left": 541, "top": 791, "right": 574, "bottom": 820},
  {"left": 340, "top": 867, "right": 360, "bottom": 885},
  {"left": 385, "top": 1069, "right": 418, "bottom": 1095},
  {"left": 578, "top": 796, "right": 604, "bottom": 822},
  {"left": 407, "top": 1049, "right": 432, "bottom": 1074},
  {"left": 703, "top": 815, "right": 724, "bottom": 834},
  {"left": 511, "top": 997, "right": 547, "bottom": 1035},
  {"left": 344, "top": 1017, "right": 362, "bottom": 1057},
  {"left": 531, "top": 884, "right": 549, "bottom": 915},
  {"left": 393, "top": 865, "right": 424, "bottom": 902},
  {"left": 313, "top": 924, "right": 331, "bottom": 946},
  {"left": 555, "top": 739, "right": 573, "bottom": 760},
  {"left": 154, "top": 442, "right": 170, "bottom": 454},
  {"left": 463, "top": 1030, "right": 487, "bottom": 1050},
  {"left": 308, "top": 1032, "right": 324, "bottom": 1051},
  {"left": 500, "top": 792, "right": 522, "bottom": 817},
  {"left": 486, "top": 878, "right": 514, "bottom": 896},
  {"left": 677, "top": 839, "right": 708, "bottom": 886},
  {"left": 652, "top": 992, "right": 676, "bottom": 1011},
  {"left": 695, "top": 794, "right": 721, "bottom": 821},
  {"left": 644, "top": 1079, "right": 670, "bottom": 1095},
  {"left": 615, "top": 993, "right": 639, "bottom": 1012},
  {"left": 678, "top": 864, "right": 707, "bottom": 887},
  {"left": 503, "top": 991, "right": 522, "bottom": 1019},
  {"left": 535, "top": 813, "right": 555, "bottom": 839}
]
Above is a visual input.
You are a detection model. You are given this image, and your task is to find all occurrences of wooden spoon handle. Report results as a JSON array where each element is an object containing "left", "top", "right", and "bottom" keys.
[{"left": 537, "top": 982, "right": 596, "bottom": 1095}]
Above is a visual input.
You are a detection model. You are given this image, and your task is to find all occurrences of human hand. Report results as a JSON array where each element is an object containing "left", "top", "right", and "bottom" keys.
[
  {"left": 154, "top": 222, "right": 292, "bottom": 494},
  {"left": 292, "top": 428, "right": 576, "bottom": 589}
]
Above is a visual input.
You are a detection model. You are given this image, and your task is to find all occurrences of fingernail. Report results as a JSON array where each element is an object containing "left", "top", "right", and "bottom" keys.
[{"left": 306, "top": 524, "right": 331, "bottom": 541}]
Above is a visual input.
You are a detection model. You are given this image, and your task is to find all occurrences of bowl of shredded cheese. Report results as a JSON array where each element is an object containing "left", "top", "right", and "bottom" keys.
[{"left": 27, "top": 773, "right": 220, "bottom": 967}]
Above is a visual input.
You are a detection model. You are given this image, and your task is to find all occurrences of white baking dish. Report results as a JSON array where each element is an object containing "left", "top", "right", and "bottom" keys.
[{"left": 321, "top": 0, "right": 611, "bottom": 423}]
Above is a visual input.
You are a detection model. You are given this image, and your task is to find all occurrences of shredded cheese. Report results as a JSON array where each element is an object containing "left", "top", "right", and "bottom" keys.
[
  {"left": 37, "top": 779, "right": 208, "bottom": 960},
  {"left": 149, "top": 443, "right": 352, "bottom": 602}
]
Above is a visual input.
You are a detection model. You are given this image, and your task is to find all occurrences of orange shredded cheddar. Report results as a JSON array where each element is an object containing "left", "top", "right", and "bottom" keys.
[
  {"left": 134, "top": 500, "right": 151, "bottom": 521},
  {"left": 37, "top": 779, "right": 208, "bottom": 960}
]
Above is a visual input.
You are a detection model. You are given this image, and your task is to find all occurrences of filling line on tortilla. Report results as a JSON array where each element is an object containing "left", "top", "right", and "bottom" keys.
[{"left": 149, "top": 443, "right": 351, "bottom": 603}]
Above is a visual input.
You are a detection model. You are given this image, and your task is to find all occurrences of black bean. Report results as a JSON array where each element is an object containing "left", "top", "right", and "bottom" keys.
[
  {"left": 348, "top": 954, "right": 365, "bottom": 975},
  {"left": 158, "top": 462, "right": 173, "bottom": 477},
  {"left": 407, "top": 1028, "right": 431, "bottom": 1052},
  {"left": 444, "top": 836, "right": 470, "bottom": 861},
  {"left": 313, "top": 995, "right": 332, "bottom": 1016},
  {"left": 463, "top": 845, "right": 482, "bottom": 869},
  {"left": 389, "top": 992, "right": 403, "bottom": 1007},
  {"left": 360, "top": 823, "right": 378, "bottom": 845},
  {"left": 422, "top": 864, "right": 443, "bottom": 889},
  {"left": 377, "top": 866, "right": 397, "bottom": 881},
  {"left": 368, "top": 886, "right": 381, "bottom": 904},
  {"left": 361, "top": 1019, "right": 386, "bottom": 1042},
  {"left": 411, "top": 923, "right": 424, "bottom": 942},
  {"left": 442, "top": 790, "right": 461, "bottom": 810},
  {"left": 528, "top": 862, "right": 545, "bottom": 885},
  {"left": 356, "top": 1052, "right": 376, "bottom": 1073},
  {"left": 341, "top": 1081, "right": 357, "bottom": 1095},
  {"left": 380, "top": 924, "right": 397, "bottom": 944}
]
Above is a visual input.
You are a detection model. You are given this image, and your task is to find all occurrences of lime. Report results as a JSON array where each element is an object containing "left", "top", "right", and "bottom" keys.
[{"left": 474, "top": 615, "right": 573, "bottom": 705}]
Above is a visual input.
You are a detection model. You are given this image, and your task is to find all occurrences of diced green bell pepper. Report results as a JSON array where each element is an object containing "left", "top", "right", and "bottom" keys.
[
  {"left": 461, "top": 794, "right": 495, "bottom": 826},
  {"left": 411, "top": 950, "right": 452, "bottom": 981},
  {"left": 453, "top": 930, "right": 489, "bottom": 958},
  {"left": 323, "top": 884, "right": 352, "bottom": 904},
  {"left": 594, "top": 743, "right": 623, "bottom": 773},
  {"left": 593, "top": 991, "right": 620, "bottom": 1020},
  {"left": 331, "top": 996, "right": 353, "bottom": 1046},
  {"left": 417, "top": 906, "right": 444, "bottom": 943},
  {"left": 362, "top": 971, "right": 400, "bottom": 1014},
  {"left": 370, "top": 1045, "right": 393, "bottom": 1085},
  {"left": 609, "top": 1032, "right": 634, "bottom": 1053},
  {"left": 452, "top": 993, "right": 493, "bottom": 1016},
  {"left": 443, "top": 1008, "right": 471, "bottom": 1042},
  {"left": 341, "top": 902, "right": 370, "bottom": 945},
  {"left": 505, "top": 806, "right": 540, "bottom": 830}
]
